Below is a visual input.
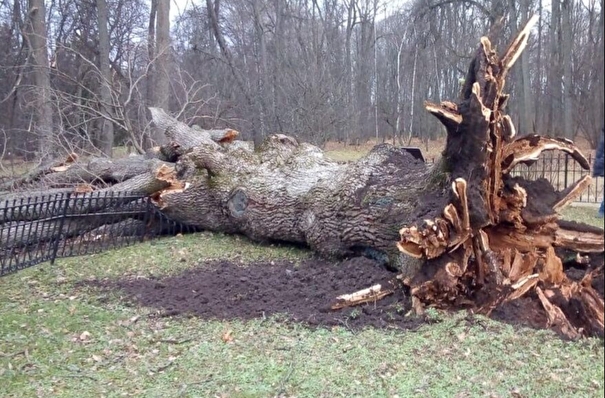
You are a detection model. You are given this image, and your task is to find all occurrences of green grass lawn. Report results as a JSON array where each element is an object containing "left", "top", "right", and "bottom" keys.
[
  {"left": 561, "top": 205, "right": 604, "bottom": 228},
  {"left": 324, "top": 148, "right": 370, "bottom": 162},
  {"left": 1, "top": 230, "right": 603, "bottom": 398}
]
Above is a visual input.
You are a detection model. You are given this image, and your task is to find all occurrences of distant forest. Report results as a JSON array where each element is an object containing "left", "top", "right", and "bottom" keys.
[{"left": 1, "top": 0, "right": 603, "bottom": 160}]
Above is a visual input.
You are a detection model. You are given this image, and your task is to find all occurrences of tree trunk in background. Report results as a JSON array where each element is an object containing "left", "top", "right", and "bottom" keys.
[
  {"left": 146, "top": 0, "right": 157, "bottom": 109},
  {"left": 508, "top": 0, "right": 533, "bottom": 136},
  {"left": 252, "top": 0, "right": 267, "bottom": 146},
  {"left": 355, "top": 8, "right": 373, "bottom": 142},
  {"left": 548, "top": 0, "right": 563, "bottom": 137},
  {"left": 535, "top": 0, "right": 544, "bottom": 133},
  {"left": 27, "top": 0, "right": 54, "bottom": 159},
  {"left": 155, "top": 0, "right": 171, "bottom": 111},
  {"left": 344, "top": 0, "right": 356, "bottom": 144},
  {"left": 146, "top": 0, "right": 171, "bottom": 147},
  {"left": 154, "top": 0, "right": 171, "bottom": 109},
  {"left": 519, "top": 0, "right": 534, "bottom": 135},
  {"left": 394, "top": 35, "right": 404, "bottom": 144},
  {"left": 271, "top": 0, "right": 284, "bottom": 133},
  {"left": 597, "top": 0, "right": 605, "bottom": 138},
  {"left": 96, "top": 0, "right": 114, "bottom": 157},
  {"left": 561, "top": 0, "right": 574, "bottom": 139}
]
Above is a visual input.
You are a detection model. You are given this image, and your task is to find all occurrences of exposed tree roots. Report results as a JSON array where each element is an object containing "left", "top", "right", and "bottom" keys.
[{"left": 393, "top": 17, "right": 604, "bottom": 339}]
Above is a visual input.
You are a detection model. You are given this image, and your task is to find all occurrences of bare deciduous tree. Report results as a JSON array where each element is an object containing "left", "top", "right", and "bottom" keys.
[
  {"left": 96, "top": 0, "right": 114, "bottom": 156},
  {"left": 26, "top": 0, "right": 54, "bottom": 159},
  {"left": 2, "top": 0, "right": 604, "bottom": 162}
]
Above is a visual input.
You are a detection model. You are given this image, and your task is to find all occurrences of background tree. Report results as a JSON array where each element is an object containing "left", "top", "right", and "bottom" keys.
[
  {"left": 96, "top": 0, "right": 114, "bottom": 156},
  {"left": 26, "top": 0, "right": 54, "bottom": 159}
]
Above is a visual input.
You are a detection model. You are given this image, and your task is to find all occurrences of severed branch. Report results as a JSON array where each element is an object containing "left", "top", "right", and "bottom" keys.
[
  {"left": 149, "top": 107, "right": 239, "bottom": 151},
  {"left": 331, "top": 284, "right": 394, "bottom": 310},
  {"left": 424, "top": 101, "right": 462, "bottom": 131}
]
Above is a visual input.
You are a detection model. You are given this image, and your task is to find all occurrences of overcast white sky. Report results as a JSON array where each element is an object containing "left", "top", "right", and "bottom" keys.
[{"left": 171, "top": 0, "right": 192, "bottom": 20}]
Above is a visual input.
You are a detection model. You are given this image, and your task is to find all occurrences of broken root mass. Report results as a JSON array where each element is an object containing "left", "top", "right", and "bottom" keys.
[{"left": 91, "top": 255, "right": 603, "bottom": 336}]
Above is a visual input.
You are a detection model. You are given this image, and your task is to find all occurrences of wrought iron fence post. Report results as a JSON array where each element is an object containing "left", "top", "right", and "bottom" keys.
[
  {"left": 142, "top": 197, "right": 151, "bottom": 243},
  {"left": 564, "top": 154, "right": 569, "bottom": 189},
  {"left": 50, "top": 192, "right": 72, "bottom": 265}
]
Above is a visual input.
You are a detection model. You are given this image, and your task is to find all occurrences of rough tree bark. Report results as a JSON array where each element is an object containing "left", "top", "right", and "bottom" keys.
[
  {"left": 26, "top": 0, "right": 54, "bottom": 159},
  {"left": 1, "top": 107, "right": 439, "bottom": 270},
  {"left": 96, "top": 0, "right": 114, "bottom": 157},
  {"left": 146, "top": 0, "right": 170, "bottom": 148},
  {"left": 1, "top": 18, "right": 602, "bottom": 337}
]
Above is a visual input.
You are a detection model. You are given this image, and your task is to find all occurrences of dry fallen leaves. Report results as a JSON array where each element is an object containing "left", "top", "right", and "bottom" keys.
[{"left": 221, "top": 330, "right": 234, "bottom": 343}]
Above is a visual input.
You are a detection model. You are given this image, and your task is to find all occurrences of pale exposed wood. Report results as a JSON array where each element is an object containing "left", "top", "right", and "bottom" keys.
[
  {"left": 424, "top": 101, "right": 462, "bottom": 129},
  {"left": 501, "top": 136, "right": 590, "bottom": 174},
  {"left": 500, "top": 15, "right": 540, "bottom": 76},
  {"left": 331, "top": 284, "right": 394, "bottom": 310},
  {"left": 507, "top": 251, "right": 539, "bottom": 282},
  {"left": 553, "top": 175, "right": 592, "bottom": 212},
  {"left": 554, "top": 228, "right": 605, "bottom": 253},
  {"left": 506, "top": 274, "right": 539, "bottom": 301},
  {"left": 452, "top": 179, "right": 471, "bottom": 232}
]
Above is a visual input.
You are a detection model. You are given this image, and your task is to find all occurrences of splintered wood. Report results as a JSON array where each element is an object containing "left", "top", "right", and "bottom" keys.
[
  {"left": 331, "top": 284, "right": 394, "bottom": 310},
  {"left": 394, "top": 16, "right": 604, "bottom": 338}
]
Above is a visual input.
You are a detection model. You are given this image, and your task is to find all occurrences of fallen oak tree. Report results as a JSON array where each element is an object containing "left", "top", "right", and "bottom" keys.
[
  {"left": 3, "top": 116, "right": 441, "bottom": 269},
  {"left": 0, "top": 17, "right": 602, "bottom": 338}
]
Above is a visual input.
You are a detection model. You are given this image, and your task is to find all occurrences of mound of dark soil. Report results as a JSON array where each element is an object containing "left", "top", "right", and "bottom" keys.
[
  {"left": 93, "top": 257, "right": 423, "bottom": 330},
  {"left": 88, "top": 254, "right": 604, "bottom": 336}
]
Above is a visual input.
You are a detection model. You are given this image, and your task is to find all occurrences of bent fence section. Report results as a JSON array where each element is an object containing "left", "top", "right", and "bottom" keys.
[{"left": 0, "top": 191, "right": 196, "bottom": 277}]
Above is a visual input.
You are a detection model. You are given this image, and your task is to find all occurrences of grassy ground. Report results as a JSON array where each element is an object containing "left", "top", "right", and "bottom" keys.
[
  {"left": 1, "top": 231, "right": 604, "bottom": 398},
  {"left": 561, "top": 205, "right": 604, "bottom": 228},
  {"left": 1, "top": 142, "right": 603, "bottom": 397}
]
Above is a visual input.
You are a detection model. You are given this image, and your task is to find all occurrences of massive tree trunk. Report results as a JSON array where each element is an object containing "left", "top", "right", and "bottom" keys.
[
  {"left": 2, "top": 106, "right": 439, "bottom": 269},
  {"left": 2, "top": 19, "right": 603, "bottom": 337}
]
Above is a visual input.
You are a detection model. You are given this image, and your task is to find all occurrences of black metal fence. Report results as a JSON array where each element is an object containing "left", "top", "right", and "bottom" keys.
[
  {"left": 509, "top": 152, "right": 603, "bottom": 204},
  {"left": 0, "top": 191, "right": 196, "bottom": 277}
]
